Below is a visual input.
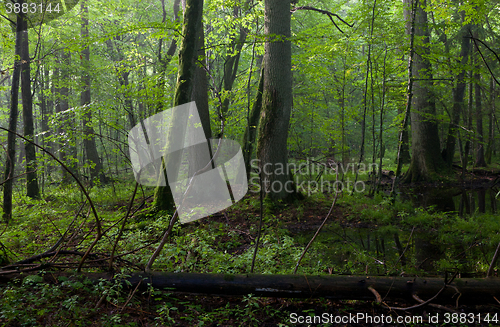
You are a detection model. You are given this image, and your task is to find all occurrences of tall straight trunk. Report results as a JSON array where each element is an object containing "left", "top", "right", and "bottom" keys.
[
  {"left": 256, "top": 0, "right": 296, "bottom": 200},
  {"left": 191, "top": 21, "right": 211, "bottom": 139},
  {"left": 444, "top": 25, "right": 470, "bottom": 166},
  {"left": 243, "top": 65, "right": 264, "bottom": 179},
  {"left": 39, "top": 66, "right": 51, "bottom": 181},
  {"left": 81, "top": 0, "right": 106, "bottom": 184},
  {"left": 152, "top": 0, "right": 203, "bottom": 212},
  {"left": 393, "top": 0, "right": 416, "bottom": 187},
  {"left": 485, "top": 77, "right": 494, "bottom": 164},
  {"left": 474, "top": 31, "right": 487, "bottom": 167},
  {"left": 403, "top": 0, "right": 448, "bottom": 182},
  {"left": 120, "top": 72, "right": 136, "bottom": 129},
  {"left": 221, "top": 5, "right": 247, "bottom": 115},
  {"left": 20, "top": 12, "right": 39, "bottom": 198},
  {"left": 3, "top": 12, "right": 23, "bottom": 221},
  {"left": 462, "top": 65, "right": 474, "bottom": 176},
  {"left": 155, "top": 0, "right": 181, "bottom": 114},
  {"left": 56, "top": 51, "right": 76, "bottom": 183}
]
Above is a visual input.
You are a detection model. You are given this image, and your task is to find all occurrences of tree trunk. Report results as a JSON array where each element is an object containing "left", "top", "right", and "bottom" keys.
[
  {"left": 56, "top": 51, "right": 77, "bottom": 184},
  {"left": 474, "top": 30, "right": 487, "bottom": 167},
  {"left": 443, "top": 24, "right": 470, "bottom": 166},
  {"left": 221, "top": 5, "right": 247, "bottom": 115},
  {"left": 257, "top": 0, "right": 297, "bottom": 200},
  {"left": 81, "top": 0, "right": 106, "bottom": 185},
  {"left": 20, "top": 12, "right": 40, "bottom": 198},
  {"left": 3, "top": 12, "right": 23, "bottom": 221},
  {"left": 485, "top": 77, "right": 494, "bottom": 164},
  {"left": 81, "top": 272, "right": 500, "bottom": 305},
  {"left": 152, "top": 0, "right": 203, "bottom": 212},
  {"left": 403, "top": 0, "right": 448, "bottom": 183},
  {"left": 243, "top": 65, "right": 264, "bottom": 179}
]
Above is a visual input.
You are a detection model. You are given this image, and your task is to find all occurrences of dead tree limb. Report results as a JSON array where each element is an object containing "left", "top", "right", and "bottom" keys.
[{"left": 290, "top": 6, "right": 354, "bottom": 34}]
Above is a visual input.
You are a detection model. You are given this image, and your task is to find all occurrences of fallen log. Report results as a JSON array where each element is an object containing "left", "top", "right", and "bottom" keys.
[
  {"left": 118, "top": 273, "right": 498, "bottom": 305},
  {"left": 4, "top": 271, "right": 499, "bottom": 305}
]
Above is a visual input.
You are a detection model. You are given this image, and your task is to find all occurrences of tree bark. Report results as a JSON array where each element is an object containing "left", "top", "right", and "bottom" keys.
[
  {"left": 56, "top": 51, "right": 77, "bottom": 184},
  {"left": 243, "top": 65, "right": 264, "bottom": 179},
  {"left": 77, "top": 272, "right": 500, "bottom": 305},
  {"left": 81, "top": 0, "right": 106, "bottom": 185},
  {"left": 152, "top": 0, "right": 203, "bottom": 212},
  {"left": 403, "top": 0, "right": 448, "bottom": 183},
  {"left": 257, "top": 0, "right": 297, "bottom": 200},
  {"left": 221, "top": 5, "right": 248, "bottom": 115},
  {"left": 3, "top": 12, "right": 23, "bottom": 221},
  {"left": 443, "top": 24, "right": 470, "bottom": 166},
  {"left": 20, "top": 11, "right": 39, "bottom": 198},
  {"left": 474, "top": 29, "right": 487, "bottom": 167}
]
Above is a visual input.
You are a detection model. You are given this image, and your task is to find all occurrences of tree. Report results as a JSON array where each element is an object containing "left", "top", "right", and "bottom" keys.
[
  {"left": 3, "top": 10, "right": 23, "bottom": 221},
  {"left": 402, "top": 0, "right": 448, "bottom": 182},
  {"left": 152, "top": 0, "right": 203, "bottom": 212},
  {"left": 443, "top": 23, "right": 471, "bottom": 166},
  {"left": 256, "top": 0, "right": 297, "bottom": 200},
  {"left": 81, "top": 0, "right": 107, "bottom": 184},
  {"left": 474, "top": 29, "right": 487, "bottom": 167},
  {"left": 19, "top": 7, "right": 39, "bottom": 198}
]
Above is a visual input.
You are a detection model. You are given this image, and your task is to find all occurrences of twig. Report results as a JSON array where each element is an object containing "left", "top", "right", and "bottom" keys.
[
  {"left": 109, "top": 182, "right": 139, "bottom": 271},
  {"left": 467, "top": 34, "right": 500, "bottom": 87},
  {"left": 121, "top": 279, "right": 142, "bottom": 312},
  {"left": 412, "top": 294, "right": 460, "bottom": 313},
  {"left": 0, "top": 126, "right": 102, "bottom": 273},
  {"left": 388, "top": 271, "right": 458, "bottom": 311},
  {"left": 368, "top": 286, "right": 382, "bottom": 303},
  {"left": 291, "top": 6, "right": 354, "bottom": 34}
]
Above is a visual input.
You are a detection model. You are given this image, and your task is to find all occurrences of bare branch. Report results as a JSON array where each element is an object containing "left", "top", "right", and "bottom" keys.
[{"left": 291, "top": 6, "right": 354, "bottom": 34}]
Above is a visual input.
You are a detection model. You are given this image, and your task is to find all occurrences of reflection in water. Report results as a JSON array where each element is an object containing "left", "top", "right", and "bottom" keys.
[
  {"left": 401, "top": 185, "right": 499, "bottom": 216},
  {"left": 294, "top": 226, "right": 495, "bottom": 277},
  {"left": 457, "top": 187, "right": 498, "bottom": 216}
]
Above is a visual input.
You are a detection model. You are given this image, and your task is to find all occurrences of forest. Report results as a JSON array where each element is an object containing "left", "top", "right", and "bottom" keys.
[{"left": 1, "top": 0, "right": 500, "bottom": 325}]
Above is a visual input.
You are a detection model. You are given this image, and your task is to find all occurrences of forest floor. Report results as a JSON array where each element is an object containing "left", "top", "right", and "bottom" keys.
[{"left": 1, "top": 168, "right": 500, "bottom": 326}]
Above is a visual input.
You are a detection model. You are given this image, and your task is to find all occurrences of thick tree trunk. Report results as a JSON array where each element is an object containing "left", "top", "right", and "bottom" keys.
[
  {"left": 20, "top": 13, "right": 40, "bottom": 198},
  {"left": 81, "top": 0, "right": 106, "bottom": 185},
  {"left": 3, "top": 13, "right": 23, "bottom": 221},
  {"left": 152, "top": 0, "right": 203, "bottom": 212},
  {"left": 403, "top": 0, "right": 448, "bottom": 183},
  {"left": 257, "top": 0, "right": 297, "bottom": 200}
]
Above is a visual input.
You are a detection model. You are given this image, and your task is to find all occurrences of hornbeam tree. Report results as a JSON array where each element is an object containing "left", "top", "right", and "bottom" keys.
[
  {"left": 256, "top": 0, "right": 297, "bottom": 200},
  {"left": 403, "top": 0, "right": 448, "bottom": 182},
  {"left": 152, "top": 0, "right": 204, "bottom": 212}
]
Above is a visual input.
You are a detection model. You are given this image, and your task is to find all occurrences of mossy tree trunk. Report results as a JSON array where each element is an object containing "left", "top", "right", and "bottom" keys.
[
  {"left": 152, "top": 0, "right": 203, "bottom": 212},
  {"left": 403, "top": 0, "right": 448, "bottom": 183}
]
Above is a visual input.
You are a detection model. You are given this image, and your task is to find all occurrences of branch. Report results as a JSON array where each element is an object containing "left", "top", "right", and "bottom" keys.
[
  {"left": 467, "top": 34, "right": 500, "bottom": 87},
  {"left": 0, "top": 127, "right": 101, "bottom": 272},
  {"left": 291, "top": 6, "right": 354, "bottom": 34}
]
